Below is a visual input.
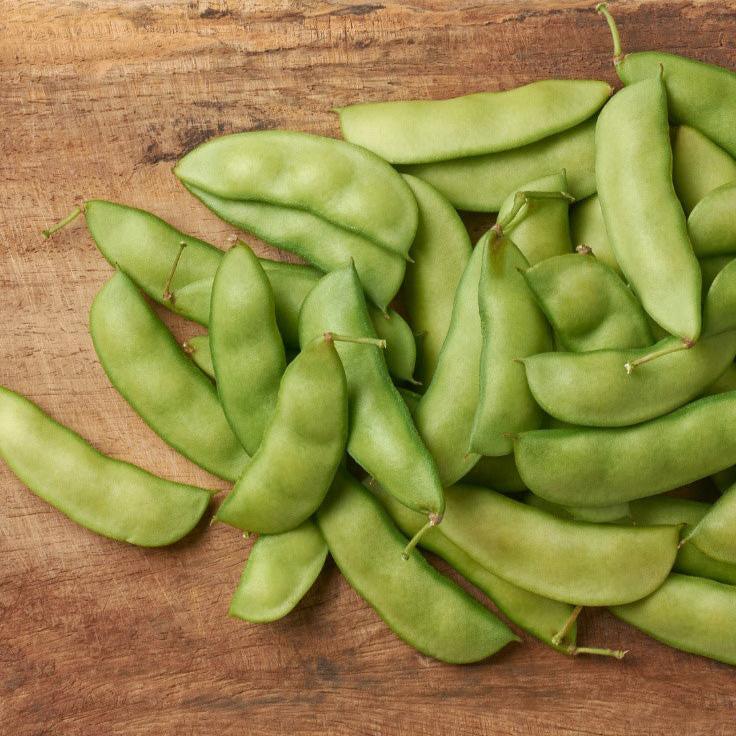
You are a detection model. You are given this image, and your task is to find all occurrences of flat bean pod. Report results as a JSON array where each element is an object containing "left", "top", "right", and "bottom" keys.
[
  {"left": 515, "top": 392, "right": 736, "bottom": 507},
  {"left": 524, "top": 332, "right": 736, "bottom": 428},
  {"left": 610, "top": 574, "right": 736, "bottom": 666},
  {"left": 316, "top": 472, "right": 517, "bottom": 663},
  {"left": 569, "top": 195, "right": 620, "bottom": 274},
  {"left": 471, "top": 232, "right": 551, "bottom": 455},
  {"left": 438, "top": 485, "right": 678, "bottom": 606},
  {"left": 496, "top": 172, "right": 573, "bottom": 265},
  {"left": 524, "top": 251, "right": 652, "bottom": 352},
  {"left": 176, "top": 130, "right": 417, "bottom": 257},
  {"left": 401, "top": 175, "right": 472, "bottom": 383},
  {"left": 414, "top": 244, "right": 484, "bottom": 484},
  {"left": 184, "top": 335, "right": 214, "bottom": 378},
  {"left": 299, "top": 265, "right": 444, "bottom": 521},
  {"left": 185, "top": 186, "right": 405, "bottom": 311},
  {"left": 0, "top": 386, "right": 210, "bottom": 547},
  {"left": 337, "top": 79, "right": 611, "bottom": 164},
  {"left": 595, "top": 75, "right": 701, "bottom": 340},
  {"left": 217, "top": 335, "right": 348, "bottom": 534},
  {"left": 370, "top": 482, "right": 579, "bottom": 653},
  {"left": 630, "top": 497, "right": 736, "bottom": 585},
  {"left": 702, "top": 258, "right": 736, "bottom": 336},
  {"left": 402, "top": 118, "right": 596, "bottom": 212},
  {"left": 210, "top": 245, "right": 286, "bottom": 454},
  {"left": 90, "top": 272, "right": 248, "bottom": 481},
  {"left": 688, "top": 181, "right": 736, "bottom": 258},
  {"left": 599, "top": 4, "right": 736, "bottom": 159},
  {"left": 687, "top": 481, "right": 736, "bottom": 565},
  {"left": 229, "top": 521, "right": 328, "bottom": 623}
]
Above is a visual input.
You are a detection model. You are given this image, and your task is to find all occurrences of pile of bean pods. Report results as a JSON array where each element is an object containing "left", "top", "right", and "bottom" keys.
[{"left": 7, "top": 4, "right": 736, "bottom": 666}]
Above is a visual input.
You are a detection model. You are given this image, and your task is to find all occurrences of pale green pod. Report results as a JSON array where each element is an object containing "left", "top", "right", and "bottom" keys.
[
  {"left": 688, "top": 181, "right": 736, "bottom": 258},
  {"left": 569, "top": 195, "right": 621, "bottom": 274},
  {"left": 687, "top": 481, "right": 736, "bottom": 565}
]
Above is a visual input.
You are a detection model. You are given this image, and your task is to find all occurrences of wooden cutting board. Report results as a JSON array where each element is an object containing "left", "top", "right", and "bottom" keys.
[{"left": 2, "top": 1, "right": 735, "bottom": 733}]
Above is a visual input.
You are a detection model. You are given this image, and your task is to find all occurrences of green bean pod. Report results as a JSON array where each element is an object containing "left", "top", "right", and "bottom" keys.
[
  {"left": 569, "top": 195, "right": 620, "bottom": 274},
  {"left": 370, "top": 307, "right": 418, "bottom": 385},
  {"left": 401, "top": 175, "right": 472, "bottom": 383},
  {"left": 523, "top": 332, "right": 736, "bottom": 428},
  {"left": 210, "top": 245, "right": 286, "bottom": 454},
  {"left": 700, "top": 255, "right": 735, "bottom": 294},
  {"left": 599, "top": 3, "right": 736, "bottom": 159},
  {"left": 595, "top": 75, "right": 701, "bottom": 341},
  {"left": 610, "top": 574, "right": 736, "bottom": 666},
  {"left": 525, "top": 494, "right": 631, "bottom": 524},
  {"left": 471, "top": 232, "right": 551, "bottom": 456},
  {"left": 369, "top": 482, "right": 579, "bottom": 654},
  {"left": 90, "top": 272, "right": 248, "bottom": 482},
  {"left": 414, "top": 244, "right": 484, "bottom": 485},
  {"left": 175, "top": 130, "right": 418, "bottom": 256},
  {"left": 184, "top": 335, "right": 215, "bottom": 378},
  {"left": 217, "top": 335, "right": 348, "bottom": 534},
  {"left": 316, "top": 472, "right": 517, "bottom": 663},
  {"left": 402, "top": 118, "right": 596, "bottom": 212},
  {"left": 629, "top": 497, "right": 736, "bottom": 585},
  {"left": 671, "top": 125, "right": 736, "bottom": 214},
  {"left": 0, "top": 386, "right": 210, "bottom": 547},
  {"left": 688, "top": 181, "right": 736, "bottom": 258},
  {"left": 185, "top": 186, "right": 406, "bottom": 312},
  {"left": 438, "top": 485, "right": 678, "bottom": 606},
  {"left": 337, "top": 79, "right": 611, "bottom": 164},
  {"left": 687, "top": 481, "right": 736, "bottom": 565},
  {"left": 298, "top": 265, "right": 444, "bottom": 521},
  {"left": 229, "top": 521, "right": 328, "bottom": 623},
  {"left": 496, "top": 172, "right": 573, "bottom": 265},
  {"left": 524, "top": 251, "right": 652, "bottom": 352},
  {"left": 515, "top": 392, "right": 736, "bottom": 507},
  {"left": 462, "top": 454, "right": 527, "bottom": 494}
]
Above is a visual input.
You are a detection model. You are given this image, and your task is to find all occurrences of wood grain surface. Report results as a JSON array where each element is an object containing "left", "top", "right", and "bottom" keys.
[{"left": 2, "top": 1, "right": 735, "bottom": 734}]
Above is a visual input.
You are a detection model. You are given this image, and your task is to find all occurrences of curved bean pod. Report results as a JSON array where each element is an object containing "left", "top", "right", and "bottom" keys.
[
  {"left": 0, "top": 386, "right": 210, "bottom": 547},
  {"left": 610, "top": 574, "right": 736, "bottom": 666},
  {"left": 210, "top": 245, "right": 286, "bottom": 454},
  {"left": 337, "top": 79, "right": 611, "bottom": 164},
  {"left": 596, "top": 75, "right": 701, "bottom": 340},
  {"left": 524, "top": 251, "right": 652, "bottom": 352},
  {"left": 569, "top": 195, "right": 620, "bottom": 274},
  {"left": 630, "top": 497, "right": 736, "bottom": 585},
  {"left": 496, "top": 171, "right": 573, "bottom": 265},
  {"left": 471, "top": 232, "right": 551, "bottom": 455},
  {"left": 687, "top": 482, "right": 736, "bottom": 565},
  {"left": 316, "top": 472, "right": 517, "bottom": 663},
  {"left": 402, "top": 118, "right": 596, "bottom": 212},
  {"left": 515, "top": 392, "right": 736, "bottom": 507},
  {"left": 702, "top": 258, "right": 736, "bottom": 337},
  {"left": 184, "top": 335, "right": 214, "bottom": 378},
  {"left": 438, "top": 485, "right": 678, "bottom": 606},
  {"left": 401, "top": 175, "right": 472, "bottom": 383},
  {"left": 217, "top": 335, "right": 348, "bottom": 534},
  {"left": 90, "top": 272, "right": 248, "bottom": 482},
  {"left": 688, "top": 181, "right": 736, "bottom": 258},
  {"left": 370, "top": 482, "right": 579, "bottom": 653},
  {"left": 175, "top": 130, "right": 417, "bottom": 256},
  {"left": 599, "top": 3, "right": 736, "bottom": 159},
  {"left": 700, "top": 255, "right": 734, "bottom": 293},
  {"left": 414, "top": 244, "right": 484, "bottom": 485},
  {"left": 525, "top": 495, "right": 631, "bottom": 524},
  {"left": 299, "top": 265, "right": 444, "bottom": 521},
  {"left": 229, "top": 521, "right": 328, "bottom": 623}
]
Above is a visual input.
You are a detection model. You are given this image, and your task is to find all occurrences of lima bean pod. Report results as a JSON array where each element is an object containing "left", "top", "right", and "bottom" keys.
[
  {"left": 495, "top": 171, "right": 573, "bottom": 265},
  {"left": 402, "top": 117, "right": 596, "bottom": 212},
  {"left": 316, "top": 472, "right": 517, "bottom": 664},
  {"left": 298, "top": 264, "right": 445, "bottom": 523},
  {"left": 599, "top": 3, "right": 736, "bottom": 159},
  {"left": 184, "top": 335, "right": 215, "bottom": 378},
  {"left": 209, "top": 244, "right": 286, "bottom": 454},
  {"left": 175, "top": 130, "right": 418, "bottom": 256},
  {"left": 337, "top": 79, "right": 611, "bottom": 164},
  {"left": 471, "top": 231, "right": 551, "bottom": 456},
  {"left": 401, "top": 174, "right": 472, "bottom": 383},
  {"left": 90, "top": 272, "right": 248, "bottom": 482},
  {"left": 524, "top": 251, "right": 652, "bottom": 352},
  {"left": 0, "top": 386, "right": 210, "bottom": 547},
  {"left": 687, "top": 481, "right": 736, "bottom": 565},
  {"left": 438, "top": 485, "right": 678, "bottom": 606},
  {"left": 413, "top": 243, "right": 484, "bottom": 485},
  {"left": 595, "top": 75, "right": 701, "bottom": 341},
  {"left": 610, "top": 574, "right": 736, "bottom": 667},
  {"left": 229, "top": 521, "right": 328, "bottom": 623},
  {"left": 217, "top": 335, "right": 348, "bottom": 534},
  {"left": 688, "top": 181, "right": 736, "bottom": 258},
  {"left": 515, "top": 392, "right": 736, "bottom": 507}
]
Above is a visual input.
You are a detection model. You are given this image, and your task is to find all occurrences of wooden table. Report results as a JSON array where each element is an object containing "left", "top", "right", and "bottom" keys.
[{"left": 2, "top": 1, "right": 735, "bottom": 733}]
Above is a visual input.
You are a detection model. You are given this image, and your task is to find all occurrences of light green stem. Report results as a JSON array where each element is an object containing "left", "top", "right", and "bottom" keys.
[
  {"left": 162, "top": 241, "right": 188, "bottom": 303},
  {"left": 552, "top": 604, "right": 582, "bottom": 646},
  {"left": 624, "top": 338, "right": 695, "bottom": 375},
  {"left": 596, "top": 3, "right": 624, "bottom": 63},
  {"left": 42, "top": 206, "right": 84, "bottom": 238},
  {"left": 401, "top": 513, "right": 442, "bottom": 560}
]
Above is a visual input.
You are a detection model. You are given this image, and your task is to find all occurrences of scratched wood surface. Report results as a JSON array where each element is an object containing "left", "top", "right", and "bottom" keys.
[{"left": 2, "top": 1, "right": 735, "bottom": 733}]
